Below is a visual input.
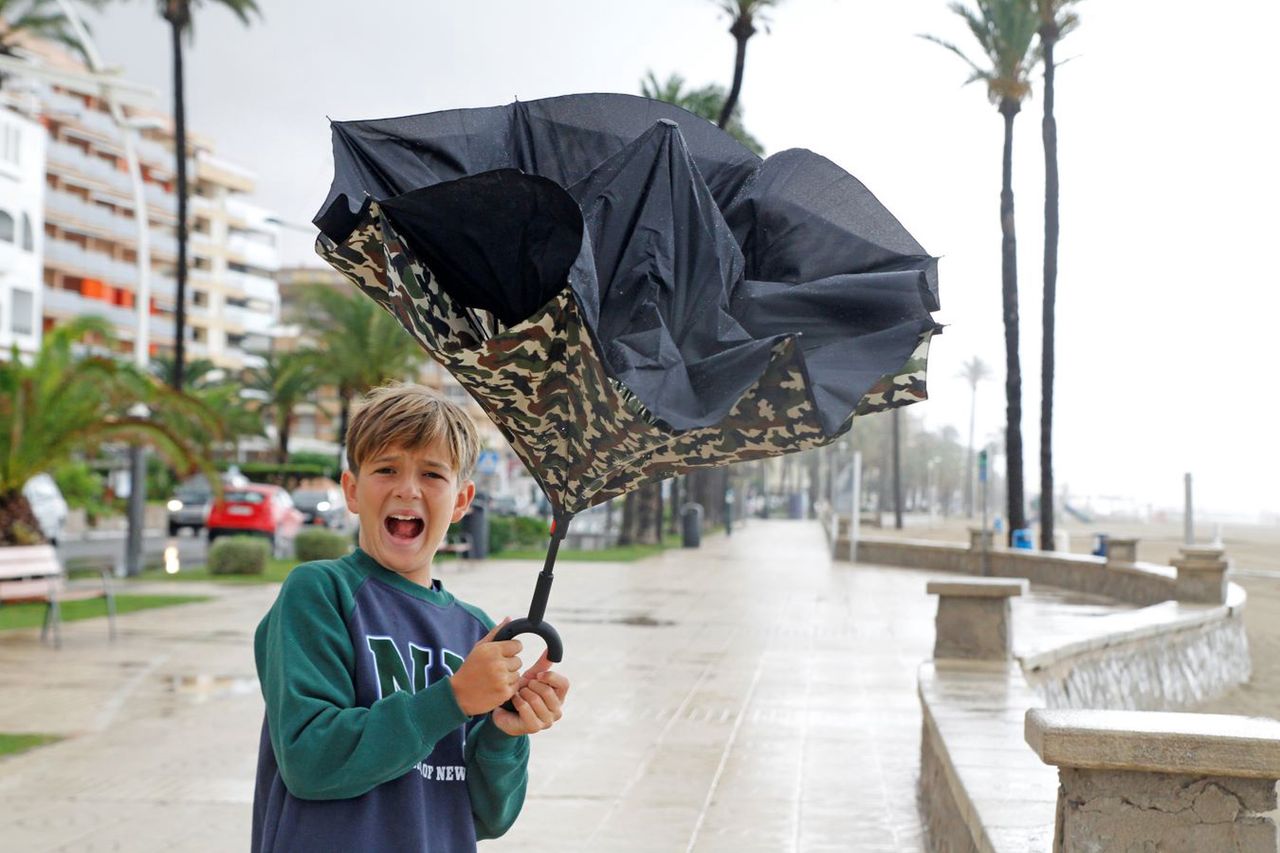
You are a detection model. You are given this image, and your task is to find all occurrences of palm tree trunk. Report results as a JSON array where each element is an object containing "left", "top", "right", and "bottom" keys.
[
  {"left": 717, "top": 16, "right": 754, "bottom": 129},
  {"left": 0, "top": 490, "right": 46, "bottom": 546},
  {"left": 998, "top": 99, "right": 1026, "bottom": 543},
  {"left": 1039, "top": 30, "right": 1060, "bottom": 551},
  {"left": 170, "top": 19, "right": 189, "bottom": 391},
  {"left": 337, "top": 391, "right": 351, "bottom": 470}
]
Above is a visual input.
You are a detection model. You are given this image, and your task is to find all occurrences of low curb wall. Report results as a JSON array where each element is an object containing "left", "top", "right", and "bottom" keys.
[{"left": 830, "top": 527, "right": 1259, "bottom": 852}]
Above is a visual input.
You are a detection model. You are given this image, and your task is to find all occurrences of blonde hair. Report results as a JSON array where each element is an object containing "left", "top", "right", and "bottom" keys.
[{"left": 346, "top": 383, "right": 480, "bottom": 480}]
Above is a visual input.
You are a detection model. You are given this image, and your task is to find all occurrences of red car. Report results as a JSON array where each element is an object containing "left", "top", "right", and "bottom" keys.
[{"left": 206, "top": 484, "right": 304, "bottom": 558}]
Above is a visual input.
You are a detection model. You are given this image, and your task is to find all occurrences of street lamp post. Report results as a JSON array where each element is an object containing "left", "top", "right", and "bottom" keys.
[{"left": 49, "top": 2, "right": 157, "bottom": 575}]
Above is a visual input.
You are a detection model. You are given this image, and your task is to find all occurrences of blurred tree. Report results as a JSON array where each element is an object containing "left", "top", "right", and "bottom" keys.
[
  {"left": 1033, "top": 0, "right": 1080, "bottom": 550},
  {"left": 922, "top": 0, "right": 1037, "bottom": 542},
  {"left": 709, "top": 0, "right": 783, "bottom": 129},
  {"left": 150, "top": 354, "right": 262, "bottom": 459},
  {"left": 958, "top": 355, "right": 993, "bottom": 517},
  {"left": 0, "top": 0, "right": 98, "bottom": 83},
  {"left": 295, "top": 286, "right": 420, "bottom": 467},
  {"left": 244, "top": 349, "right": 323, "bottom": 463},
  {"left": 640, "top": 71, "right": 764, "bottom": 154},
  {"left": 0, "top": 317, "right": 217, "bottom": 545},
  {"left": 150, "top": 0, "right": 260, "bottom": 391}
]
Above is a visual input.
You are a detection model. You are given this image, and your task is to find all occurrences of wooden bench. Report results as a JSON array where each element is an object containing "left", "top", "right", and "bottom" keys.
[{"left": 0, "top": 545, "right": 116, "bottom": 649}]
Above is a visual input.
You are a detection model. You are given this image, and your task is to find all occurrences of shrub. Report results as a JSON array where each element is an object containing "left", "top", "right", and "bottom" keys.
[
  {"left": 488, "top": 515, "right": 548, "bottom": 553},
  {"left": 208, "top": 536, "right": 269, "bottom": 575},
  {"left": 295, "top": 529, "right": 350, "bottom": 562}
]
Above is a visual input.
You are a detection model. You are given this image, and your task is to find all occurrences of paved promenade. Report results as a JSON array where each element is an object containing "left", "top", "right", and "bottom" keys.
[{"left": 0, "top": 520, "right": 937, "bottom": 852}]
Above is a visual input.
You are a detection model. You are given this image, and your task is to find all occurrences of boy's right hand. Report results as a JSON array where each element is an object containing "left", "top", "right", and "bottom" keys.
[{"left": 450, "top": 618, "right": 523, "bottom": 716}]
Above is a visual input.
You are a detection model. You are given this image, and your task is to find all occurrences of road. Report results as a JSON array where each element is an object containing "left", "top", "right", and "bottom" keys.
[{"left": 57, "top": 529, "right": 209, "bottom": 573}]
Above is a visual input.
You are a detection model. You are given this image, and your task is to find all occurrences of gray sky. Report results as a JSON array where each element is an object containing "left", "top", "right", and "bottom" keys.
[{"left": 83, "top": 0, "right": 1280, "bottom": 520}]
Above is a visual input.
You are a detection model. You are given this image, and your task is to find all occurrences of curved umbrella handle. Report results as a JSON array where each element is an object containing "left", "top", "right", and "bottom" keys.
[{"left": 494, "top": 617, "right": 563, "bottom": 713}]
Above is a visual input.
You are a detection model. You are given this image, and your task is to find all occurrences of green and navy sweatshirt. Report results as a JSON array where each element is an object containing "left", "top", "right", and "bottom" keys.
[{"left": 252, "top": 549, "right": 529, "bottom": 852}]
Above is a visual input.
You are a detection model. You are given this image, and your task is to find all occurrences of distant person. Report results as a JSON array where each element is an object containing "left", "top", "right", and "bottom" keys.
[{"left": 252, "top": 383, "right": 569, "bottom": 851}]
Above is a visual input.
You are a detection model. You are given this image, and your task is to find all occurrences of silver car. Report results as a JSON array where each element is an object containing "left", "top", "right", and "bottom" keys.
[{"left": 23, "top": 473, "right": 69, "bottom": 545}]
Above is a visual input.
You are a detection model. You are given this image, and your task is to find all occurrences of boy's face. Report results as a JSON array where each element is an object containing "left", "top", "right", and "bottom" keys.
[{"left": 341, "top": 437, "right": 475, "bottom": 584}]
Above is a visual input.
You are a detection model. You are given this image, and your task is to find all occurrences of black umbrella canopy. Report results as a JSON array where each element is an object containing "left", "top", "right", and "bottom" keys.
[{"left": 315, "top": 93, "right": 941, "bottom": 517}]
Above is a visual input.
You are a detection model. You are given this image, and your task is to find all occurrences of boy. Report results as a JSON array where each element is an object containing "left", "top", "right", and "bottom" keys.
[{"left": 252, "top": 383, "right": 569, "bottom": 852}]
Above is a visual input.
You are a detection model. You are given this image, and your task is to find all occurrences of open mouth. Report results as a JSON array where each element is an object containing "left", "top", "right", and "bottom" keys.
[{"left": 384, "top": 513, "right": 425, "bottom": 542}]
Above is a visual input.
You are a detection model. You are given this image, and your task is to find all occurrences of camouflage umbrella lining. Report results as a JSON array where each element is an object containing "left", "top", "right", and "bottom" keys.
[{"left": 316, "top": 208, "right": 934, "bottom": 514}]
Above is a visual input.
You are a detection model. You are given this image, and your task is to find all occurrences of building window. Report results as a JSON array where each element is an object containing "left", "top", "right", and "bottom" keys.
[
  {"left": 0, "top": 209, "right": 14, "bottom": 243},
  {"left": 20, "top": 213, "right": 33, "bottom": 252},
  {"left": 11, "top": 288, "right": 34, "bottom": 335},
  {"left": 0, "top": 123, "right": 19, "bottom": 165}
]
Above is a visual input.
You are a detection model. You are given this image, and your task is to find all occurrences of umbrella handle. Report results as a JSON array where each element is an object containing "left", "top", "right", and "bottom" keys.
[
  {"left": 494, "top": 511, "right": 573, "bottom": 713},
  {"left": 494, "top": 617, "right": 563, "bottom": 713}
]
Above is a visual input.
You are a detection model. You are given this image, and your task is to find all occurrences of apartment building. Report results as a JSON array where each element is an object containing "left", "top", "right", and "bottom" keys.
[
  {"left": 0, "top": 107, "right": 45, "bottom": 356},
  {"left": 3, "top": 35, "right": 279, "bottom": 371}
]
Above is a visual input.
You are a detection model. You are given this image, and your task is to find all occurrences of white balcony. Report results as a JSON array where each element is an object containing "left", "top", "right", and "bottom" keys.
[
  {"left": 224, "top": 269, "right": 278, "bottom": 304},
  {"left": 227, "top": 234, "right": 279, "bottom": 273},
  {"left": 224, "top": 303, "right": 276, "bottom": 334},
  {"left": 41, "top": 287, "right": 139, "bottom": 332}
]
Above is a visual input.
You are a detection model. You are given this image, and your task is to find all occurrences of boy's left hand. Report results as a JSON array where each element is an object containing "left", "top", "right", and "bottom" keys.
[{"left": 491, "top": 651, "right": 569, "bottom": 737}]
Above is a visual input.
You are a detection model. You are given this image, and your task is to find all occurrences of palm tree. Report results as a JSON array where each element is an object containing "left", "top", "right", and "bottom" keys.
[
  {"left": 0, "top": 317, "right": 215, "bottom": 545},
  {"left": 922, "top": 0, "right": 1038, "bottom": 542},
  {"left": 296, "top": 287, "right": 421, "bottom": 466},
  {"left": 244, "top": 349, "right": 323, "bottom": 463},
  {"left": 640, "top": 71, "right": 764, "bottom": 154},
  {"left": 150, "top": 354, "right": 262, "bottom": 458},
  {"left": 709, "top": 0, "right": 782, "bottom": 130},
  {"left": 1033, "top": 0, "right": 1079, "bottom": 550},
  {"left": 0, "top": 0, "right": 95, "bottom": 86},
  {"left": 958, "top": 356, "right": 993, "bottom": 517},
  {"left": 152, "top": 0, "right": 260, "bottom": 391}
]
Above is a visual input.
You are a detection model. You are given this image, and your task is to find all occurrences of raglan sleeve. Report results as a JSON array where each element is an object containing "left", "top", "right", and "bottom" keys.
[
  {"left": 255, "top": 566, "right": 470, "bottom": 800},
  {"left": 458, "top": 608, "right": 531, "bottom": 839}
]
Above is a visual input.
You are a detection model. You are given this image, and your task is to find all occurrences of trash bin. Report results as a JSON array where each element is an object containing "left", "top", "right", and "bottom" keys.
[
  {"left": 681, "top": 503, "right": 703, "bottom": 548},
  {"left": 462, "top": 499, "right": 490, "bottom": 559},
  {"left": 788, "top": 493, "right": 805, "bottom": 519},
  {"left": 1091, "top": 533, "right": 1109, "bottom": 558},
  {"left": 1012, "top": 528, "right": 1034, "bottom": 550}
]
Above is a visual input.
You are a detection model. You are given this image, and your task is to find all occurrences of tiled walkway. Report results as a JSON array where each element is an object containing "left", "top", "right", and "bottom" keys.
[{"left": 0, "top": 520, "right": 948, "bottom": 852}]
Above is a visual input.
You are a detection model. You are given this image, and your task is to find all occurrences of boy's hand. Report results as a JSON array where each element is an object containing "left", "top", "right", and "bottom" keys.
[
  {"left": 451, "top": 619, "right": 523, "bottom": 717},
  {"left": 491, "top": 651, "right": 570, "bottom": 737}
]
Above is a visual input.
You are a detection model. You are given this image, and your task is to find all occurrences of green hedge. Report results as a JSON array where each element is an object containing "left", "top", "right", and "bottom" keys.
[
  {"left": 295, "top": 529, "right": 350, "bottom": 562},
  {"left": 488, "top": 515, "right": 547, "bottom": 553},
  {"left": 208, "top": 536, "right": 269, "bottom": 575},
  {"left": 215, "top": 461, "right": 330, "bottom": 489}
]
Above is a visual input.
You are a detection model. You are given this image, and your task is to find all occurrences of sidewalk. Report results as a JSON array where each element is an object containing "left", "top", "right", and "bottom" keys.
[{"left": 0, "top": 520, "right": 936, "bottom": 852}]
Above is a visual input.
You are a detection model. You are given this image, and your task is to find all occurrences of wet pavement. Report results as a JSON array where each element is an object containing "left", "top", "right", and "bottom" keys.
[{"left": 0, "top": 519, "right": 942, "bottom": 852}]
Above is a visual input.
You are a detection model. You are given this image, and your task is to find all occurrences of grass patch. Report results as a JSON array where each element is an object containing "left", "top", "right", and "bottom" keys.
[
  {"left": 0, "top": 733, "right": 61, "bottom": 759},
  {"left": 0, "top": 594, "right": 208, "bottom": 632},
  {"left": 136, "top": 558, "right": 298, "bottom": 585}
]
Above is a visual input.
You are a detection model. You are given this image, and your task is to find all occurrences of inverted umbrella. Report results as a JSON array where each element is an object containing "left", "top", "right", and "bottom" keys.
[{"left": 315, "top": 93, "right": 941, "bottom": 673}]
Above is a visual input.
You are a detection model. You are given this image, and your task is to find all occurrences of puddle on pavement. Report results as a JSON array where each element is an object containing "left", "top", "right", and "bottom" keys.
[
  {"left": 168, "top": 674, "right": 258, "bottom": 702},
  {"left": 556, "top": 609, "right": 675, "bottom": 627}
]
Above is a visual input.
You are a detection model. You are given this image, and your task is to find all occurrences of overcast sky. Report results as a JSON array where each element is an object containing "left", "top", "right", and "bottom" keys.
[{"left": 80, "top": 0, "right": 1280, "bottom": 520}]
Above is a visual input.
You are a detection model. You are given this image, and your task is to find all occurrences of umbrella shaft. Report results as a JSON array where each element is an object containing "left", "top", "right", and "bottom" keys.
[{"left": 528, "top": 566, "right": 556, "bottom": 625}]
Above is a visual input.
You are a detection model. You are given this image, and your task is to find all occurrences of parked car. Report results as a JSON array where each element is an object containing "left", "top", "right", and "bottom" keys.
[
  {"left": 22, "top": 473, "right": 69, "bottom": 545},
  {"left": 167, "top": 470, "right": 249, "bottom": 535},
  {"left": 206, "top": 484, "right": 304, "bottom": 558},
  {"left": 290, "top": 485, "right": 348, "bottom": 530}
]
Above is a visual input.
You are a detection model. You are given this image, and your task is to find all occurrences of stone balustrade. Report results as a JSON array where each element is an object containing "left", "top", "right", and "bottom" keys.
[
  {"left": 1104, "top": 537, "right": 1138, "bottom": 564},
  {"left": 927, "top": 578, "right": 1027, "bottom": 660},
  {"left": 910, "top": 536, "right": 1255, "bottom": 853},
  {"left": 1172, "top": 544, "right": 1231, "bottom": 604},
  {"left": 1026, "top": 709, "right": 1280, "bottom": 852}
]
